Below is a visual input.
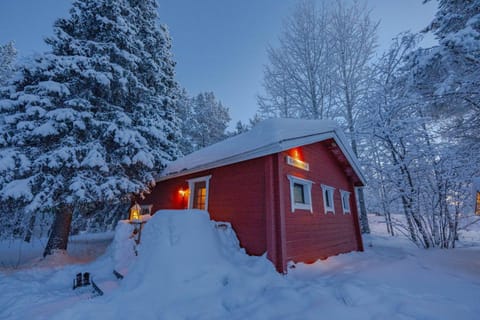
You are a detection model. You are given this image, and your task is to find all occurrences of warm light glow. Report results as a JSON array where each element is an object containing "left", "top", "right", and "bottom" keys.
[
  {"left": 289, "top": 148, "right": 303, "bottom": 161},
  {"left": 129, "top": 203, "right": 141, "bottom": 222},
  {"left": 293, "top": 149, "right": 300, "bottom": 159},
  {"left": 179, "top": 188, "right": 189, "bottom": 197},
  {"left": 476, "top": 192, "right": 480, "bottom": 216}
]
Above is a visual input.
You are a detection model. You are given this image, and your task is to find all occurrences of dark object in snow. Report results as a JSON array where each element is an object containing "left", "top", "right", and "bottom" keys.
[
  {"left": 73, "top": 272, "right": 103, "bottom": 297},
  {"left": 73, "top": 273, "right": 83, "bottom": 289},
  {"left": 83, "top": 272, "right": 90, "bottom": 285},
  {"left": 73, "top": 272, "right": 91, "bottom": 290},
  {"left": 215, "top": 223, "right": 229, "bottom": 230},
  {"left": 91, "top": 280, "right": 104, "bottom": 297},
  {"left": 113, "top": 270, "right": 124, "bottom": 279}
]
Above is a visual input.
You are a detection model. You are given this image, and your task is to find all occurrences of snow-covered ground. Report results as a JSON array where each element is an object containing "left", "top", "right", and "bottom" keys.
[{"left": 1, "top": 212, "right": 479, "bottom": 320}]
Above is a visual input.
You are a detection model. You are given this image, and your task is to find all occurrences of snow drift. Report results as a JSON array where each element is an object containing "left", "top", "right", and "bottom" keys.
[
  {"left": 1, "top": 212, "right": 480, "bottom": 320},
  {"left": 121, "top": 210, "right": 281, "bottom": 309},
  {"left": 53, "top": 210, "right": 293, "bottom": 320}
]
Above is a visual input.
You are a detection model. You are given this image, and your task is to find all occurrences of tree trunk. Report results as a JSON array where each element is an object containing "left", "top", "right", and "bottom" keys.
[
  {"left": 43, "top": 205, "right": 73, "bottom": 257},
  {"left": 356, "top": 187, "right": 370, "bottom": 234},
  {"left": 23, "top": 213, "right": 36, "bottom": 243}
]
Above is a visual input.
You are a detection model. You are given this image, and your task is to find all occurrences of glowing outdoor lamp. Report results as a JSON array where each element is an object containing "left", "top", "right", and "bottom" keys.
[
  {"left": 179, "top": 188, "right": 189, "bottom": 209},
  {"left": 129, "top": 202, "right": 142, "bottom": 222},
  {"left": 179, "top": 188, "right": 187, "bottom": 197},
  {"left": 286, "top": 147, "right": 309, "bottom": 171}
]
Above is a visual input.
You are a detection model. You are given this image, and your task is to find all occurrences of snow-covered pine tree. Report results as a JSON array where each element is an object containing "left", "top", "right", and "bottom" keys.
[
  {"left": 0, "top": 0, "right": 181, "bottom": 256},
  {"left": 0, "top": 41, "right": 17, "bottom": 87},
  {"left": 191, "top": 92, "right": 231, "bottom": 149},
  {"left": 174, "top": 88, "right": 196, "bottom": 155},
  {"left": 408, "top": 0, "right": 480, "bottom": 155}
]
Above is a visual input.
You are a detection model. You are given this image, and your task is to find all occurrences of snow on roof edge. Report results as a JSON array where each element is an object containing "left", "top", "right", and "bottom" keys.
[{"left": 157, "top": 129, "right": 366, "bottom": 186}]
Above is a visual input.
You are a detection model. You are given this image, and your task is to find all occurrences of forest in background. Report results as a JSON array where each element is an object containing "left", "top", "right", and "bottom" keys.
[{"left": 0, "top": 0, "right": 478, "bottom": 254}]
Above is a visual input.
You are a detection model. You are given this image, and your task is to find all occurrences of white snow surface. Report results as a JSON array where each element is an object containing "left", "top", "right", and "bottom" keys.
[
  {"left": 161, "top": 118, "right": 365, "bottom": 183},
  {"left": 0, "top": 178, "right": 33, "bottom": 201},
  {"left": 0, "top": 212, "right": 479, "bottom": 320},
  {"left": 473, "top": 177, "right": 480, "bottom": 191}
]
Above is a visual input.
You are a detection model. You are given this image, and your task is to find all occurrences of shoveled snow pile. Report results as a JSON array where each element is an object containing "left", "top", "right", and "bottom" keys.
[
  {"left": 50, "top": 210, "right": 292, "bottom": 320},
  {"left": 1, "top": 211, "right": 480, "bottom": 320}
]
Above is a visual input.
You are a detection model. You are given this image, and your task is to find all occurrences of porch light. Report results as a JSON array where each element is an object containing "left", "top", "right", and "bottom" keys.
[
  {"left": 179, "top": 188, "right": 189, "bottom": 209},
  {"left": 129, "top": 202, "right": 142, "bottom": 222},
  {"left": 293, "top": 149, "right": 300, "bottom": 159},
  {"left": 286, "top": 148, "right": 309, "bottom": 171},
  {"left": 179, "top": 188, "right": 187, "bottom": 197}
]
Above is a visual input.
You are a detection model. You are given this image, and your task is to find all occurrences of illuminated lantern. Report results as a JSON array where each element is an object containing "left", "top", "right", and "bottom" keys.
[
  {"left": 179, "top": 188, "right": 186, "bottom": 197},
  {"left": 129, "top": 202, "right": 142, "bottom": 222},
  {"left": 179, "top": 188, "right": 189, "bottom": 208},
  {"left": 286, "top": 148, "right": 309, "bottom": 171}
]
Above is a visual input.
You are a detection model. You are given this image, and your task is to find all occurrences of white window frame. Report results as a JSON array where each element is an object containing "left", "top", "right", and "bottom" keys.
[
  {"left": 340, "top": 190, "right": 351, "bottom": 214},
  {"left": 287, "top": 175, "right": 313, "bottom": 213},
  {"left": 187, "top": 175, "right": 211, "bottom": 211},
  {"left": 321, "top": 184, "right": 335, "bottom": 214}
]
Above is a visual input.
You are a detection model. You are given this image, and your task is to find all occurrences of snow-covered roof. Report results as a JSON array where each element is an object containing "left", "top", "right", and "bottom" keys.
[{"left": 159, "top": 118, "right": 366, "bottom": 185}]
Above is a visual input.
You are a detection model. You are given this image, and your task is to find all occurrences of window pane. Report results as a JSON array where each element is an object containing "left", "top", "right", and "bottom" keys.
[
  {"left": 343, "top": 194, "right": 350, "bottom": 211},
  {"left": 325, "top": 189, "right": 330, "bottom": 207},
  {"left": 293, "top": 183, "right": 305, "bottom": 204},
  {"left": 193, "top": 181, "right": 207, "bottom": 210}
]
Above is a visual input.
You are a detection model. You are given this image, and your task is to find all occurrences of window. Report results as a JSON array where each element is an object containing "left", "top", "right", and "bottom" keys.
[
  {"left": 340, "top": 190, "right": 351, "bottom": 214},
  {"left": 187, "top": 175, "right": 211, "bottom": 211},
  {"left": 288, "top": 175, "right": 313, "bottom": 213},
  {"left": 193, "top": 181, "right": 207, "bottom": 209},
  {"left": 321, "top": 184, "right": 335, "bottom": 214},
  {"left": 293, "top": 183, "right": 305, "bottom": 204},
  {"left": 140, "top": 204, "right": 153, "bottom": 215}
]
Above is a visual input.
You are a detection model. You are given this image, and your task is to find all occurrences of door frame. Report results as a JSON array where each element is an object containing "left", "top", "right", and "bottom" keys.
[{"left": 186, "top": 175, "right": 212, "bottom": 211}]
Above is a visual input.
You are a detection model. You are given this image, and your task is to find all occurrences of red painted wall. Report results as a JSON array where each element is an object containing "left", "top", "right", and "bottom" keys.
[
  {"left": 280, "top": 140, "right": 363, "bottom": 267},
  {"left": 141, "top": 157, "right": 268, "bottom": 256}
]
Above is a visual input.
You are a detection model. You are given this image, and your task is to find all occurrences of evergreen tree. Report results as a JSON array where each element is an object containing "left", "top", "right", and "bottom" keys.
[
  {"left": 0, "top": 41, "right": 17, "bottom": 86},
  {"left": 408, "top": 0, "right": 480, "bottom": 154},
  {"left": 234, "top": 121, "right": 249, "bottom": 135},
  {"left": 175, "top": 88, "right": 196, "bottom": 155},
  {"left": 0, "top": 0, "right": 180, "bottom": 255},
  {"left": 184, "top": 92, "right": 230, "bottom": 151}
]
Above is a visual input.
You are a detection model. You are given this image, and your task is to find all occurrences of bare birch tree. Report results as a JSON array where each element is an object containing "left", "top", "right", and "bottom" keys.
[
  {"left": 329, "top": 0, "right": 378, "bottom": 234},
  {"left": 364, "top": 32, "right": 477, "bottom": 248},
  {"left": 258, "top": 0, "right": 333, "bottom": 120},
  {"left": 258, "top": 0, "right": 378, "bottom": 233}
]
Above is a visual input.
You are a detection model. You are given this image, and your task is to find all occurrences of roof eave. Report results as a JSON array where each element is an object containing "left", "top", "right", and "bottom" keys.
[{"left": 157, "top": 130, "right": 367, "bottom": 186}]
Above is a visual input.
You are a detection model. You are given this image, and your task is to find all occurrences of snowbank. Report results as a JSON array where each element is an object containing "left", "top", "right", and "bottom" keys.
[
  {"left": 51, "top": 210, "right": 287, "bottom": 320},
  {"left": 1, "top": 211, "right": 479, "bottom": 320}
]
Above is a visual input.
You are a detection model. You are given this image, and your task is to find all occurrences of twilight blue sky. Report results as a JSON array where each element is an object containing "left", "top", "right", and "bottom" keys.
[{"left": 0, "top": 0, "right": 437, "bottom": 126}]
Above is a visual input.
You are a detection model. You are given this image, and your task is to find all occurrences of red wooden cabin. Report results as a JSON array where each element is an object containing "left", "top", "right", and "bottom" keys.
[{"left": 141, "top": 118, "right": 366, "bottom": 273}]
